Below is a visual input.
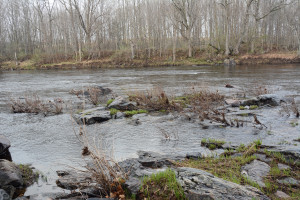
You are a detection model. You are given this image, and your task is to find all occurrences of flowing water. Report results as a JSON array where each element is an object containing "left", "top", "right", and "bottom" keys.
[{"left": 0, "top": 64, "right": 300, "bottom": 195}]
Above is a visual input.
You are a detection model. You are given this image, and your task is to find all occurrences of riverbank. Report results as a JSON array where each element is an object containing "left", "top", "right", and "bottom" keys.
[{"left": 1, "top": 52, "right": 299, "bottom": 71}]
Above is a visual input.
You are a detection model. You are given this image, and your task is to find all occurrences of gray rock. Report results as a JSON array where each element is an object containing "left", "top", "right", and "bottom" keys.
[
  {"left": 241, "top": 160, "right": 270, "bottom": 187},
  {"left": 73, "top": 107, "right": 111, "bottom": 125},
  {"left": 0, "top": 189, "right": 10, "bottom": 200},
  {"left": 253, "top": 154, "right": 273, "bottom": 163},
  {"left": 0, "top": 159, "right": 23, "bottom": 188},
  {"left": 124, "top": 177, "right": 141, "bottom": 194},
  {"left": 176, "top": 167, "right": 269, "bottom": 200},
  {"left": 80, "top": 86, "right": 112, "bottom": 96},
  {"left": 274, "top": 191, "right": 290, "bottom": 199},
  {"left": 224, "top": 58, "right": 236, "bottom": 66},
  {"left": 277, "top": 177, "right": 299, "bottom": 186},
  {"left": 56, "top": 170, "right": 93, "bottom": 190},
  {"left": 115, "top": 112, "right": 125, "bottom": 119},
  {"left": 225, "top": 99, "right": 241, "bottom": 107},
  {"left": 108, "top": 96, "right": 136, "bottom": 111},
  {"left": 240, "top": 98, "right": 259, "bottom": 106},
  {"left": 137, "top": 151, "right": 184, "bottom": 168},
  {"left": 0, "top": 135, "right": 12, "bottom": 161},
  {"left": 186, "top": 152, "right": 203, "bottom": 159},
  {"left": 257, "top": 94, "right": 284, "bottom": 106},
  {"left": 278, "top": 163, "right": 291, "bottom": 170}
]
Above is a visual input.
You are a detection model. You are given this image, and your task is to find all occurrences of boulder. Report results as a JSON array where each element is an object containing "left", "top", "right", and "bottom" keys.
[
  {"left": 241, "top": 160, "right": 270, "bottom": 187},
  {"left": 225, "top": 99, "right": 240, "bottom": 107},
  {"left": 0, "top": 135, "right": 12, "bottom": 161},
  {"left": 241, "top": 94, "right": 284, "bottom": 107},
  {"left": 257, "top": 94, "right": 284, "bottom": 106},
  {"left": 176, "top": 167, "right": 269, "bottom": 200},
  {"left": 73, "top": 107, "right": 111, "bottom": 125},
  {"left": 56, "top": 170, "right": 97, "bottom": 191},
  {"left": 108, "top": 96, "right": 137, "bottom": 111},
  {"left": 0, "top": 159, "right": 23, "bottom": 188}
]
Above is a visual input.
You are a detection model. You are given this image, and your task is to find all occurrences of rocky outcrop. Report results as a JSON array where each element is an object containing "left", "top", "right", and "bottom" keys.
[
  {"left": 241, "top": 160, "right": 270, "bottom": 187},
  {"left": 176, "top": 167, "right": 269, "bottom": 200},
  {"left": 73, "top": 107, "right": 111, "bottom": 125},
  {"left": 0, "top": 160, "right": 23, "bottom": 188},
  {"left": 108, "top": 96, "right": 137, "bottom": 111},
  {"left": 241, "top": 94, "right": 284, "bottom": 107},
  {"left": 0, "top": 135, "right": 12, "bottom": 161},
  {"left": 0, "top": 159, "right": 24, "bottom": 199}
]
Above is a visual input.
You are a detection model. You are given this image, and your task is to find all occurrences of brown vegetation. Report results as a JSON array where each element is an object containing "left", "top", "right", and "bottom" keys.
[
  {"left": 10, "top": 94, "right": 63, "bottom": 115},
  {"left": 75, "top": 125, "right": 126, "bottom": 199},
  {"left": 128, "top": 87, "right": 182, "bottom": 112}
]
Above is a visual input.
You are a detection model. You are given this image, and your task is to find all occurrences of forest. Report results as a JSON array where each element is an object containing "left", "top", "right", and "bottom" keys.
[{"left": 0, "top": 0, "right": 299, "bottom": 67}]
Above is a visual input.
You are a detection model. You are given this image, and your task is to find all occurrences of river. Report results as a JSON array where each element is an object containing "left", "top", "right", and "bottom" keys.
[{"left": 0, "top": 64, "right": 299, "bottom": 195}]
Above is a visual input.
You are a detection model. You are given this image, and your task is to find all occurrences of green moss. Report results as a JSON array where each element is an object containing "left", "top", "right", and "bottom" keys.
[
  {"left": 110, "top": 108, "right": 120, "bottom": 115},
  {"left": 124, "top": 110, "right": 148, "bottom": 117},
  {"left": 106, "top": 99, "right": 114, "bottom": 106},
  {"left": 239, "top": 106, "right": 245, "bottom": 110},
  {"left": 249, "top": 105, "right": 258, "bottom": 110},
  {"left": 140, "top": 169, "right": 186, "bottom": 200}
]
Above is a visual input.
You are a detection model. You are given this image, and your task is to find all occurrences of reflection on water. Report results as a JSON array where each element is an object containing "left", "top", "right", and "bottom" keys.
[{"left": 0, "top": 64, "right": 300, "bottom": 195}]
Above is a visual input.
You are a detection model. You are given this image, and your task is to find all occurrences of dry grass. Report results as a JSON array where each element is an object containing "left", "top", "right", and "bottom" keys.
[
  {"left": 75, "top": 124, "right": 126, "bottom": 199},
  {"left": 251, "top": 84, "right": 270, "bottom": 96},
  {"left": 10, "top": 94, "right": 49, "bottom": 114},
  {"left": 10, "top": 94, "right": 64, "bottom": 115},
  {"left": 87, "top": 87, "right": 102, "bottom": 105},
  {"left": 128, "top": 87, "right": 182, "bottom": 112},
  {"left": 186, "top": 87, "right": 225, "bottom": 122},
  {"left": 281, "top": 98, "right": 299, "bottom": 118}
]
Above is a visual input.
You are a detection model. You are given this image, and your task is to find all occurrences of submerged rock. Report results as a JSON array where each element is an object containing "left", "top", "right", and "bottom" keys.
[
  {"left": 176, "top": 167, "right": 269, "bottom": 200},
  {"left": 241, "top": 160, "right": 270, "bottom": 187},
  {"left": 73, "top": 107, "right": 111, "bottom": 125},
  {"left": 108, "top": 96, "right": 137, "bottom": 111},
  {"left": 0, "top": 135, "right": 12, "bottom": 161}
]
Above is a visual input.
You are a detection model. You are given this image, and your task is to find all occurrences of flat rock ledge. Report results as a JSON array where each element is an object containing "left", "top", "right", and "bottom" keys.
[
  {"left": 176, "top": 167, "right": 270, "bottom": 200},
  {"left": 73, "top": 107, "right": 111, "bottom": 125}
]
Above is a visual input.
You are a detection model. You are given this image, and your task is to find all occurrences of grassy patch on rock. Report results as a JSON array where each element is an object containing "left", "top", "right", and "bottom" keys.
[
  {"left": 124, "top": 109, "right": 148, "bottom": 117},
  {"left": 201, "top": 138, "right": 225, "bottom": 150},
  {"left": 177, "top": 142, "right": 300, "bottom": 199},
  {"left": 17, "top": 164, "right": 40, "bottom": 186},
  {"left": 138, "top": 169, "right": 186, "bottom": 200}
]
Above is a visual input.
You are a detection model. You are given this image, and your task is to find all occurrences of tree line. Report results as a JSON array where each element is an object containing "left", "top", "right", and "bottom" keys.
[{"left": 0, "top": 0, "right": 299, "bottom": 65}]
